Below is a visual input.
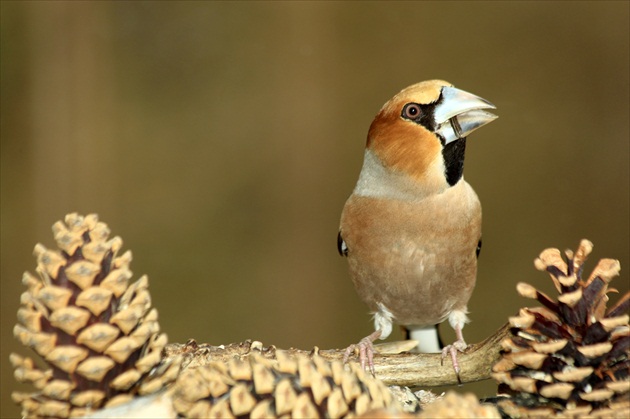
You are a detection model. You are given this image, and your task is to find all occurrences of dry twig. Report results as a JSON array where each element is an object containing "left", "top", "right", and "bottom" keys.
[{"left": 164, "top": 322, "right": 510, "bottom": 388}]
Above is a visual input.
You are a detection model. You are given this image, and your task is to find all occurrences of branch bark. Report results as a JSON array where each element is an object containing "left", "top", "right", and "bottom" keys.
[{"left": 164, "top": 322, "right": 510, "bottom": 388}]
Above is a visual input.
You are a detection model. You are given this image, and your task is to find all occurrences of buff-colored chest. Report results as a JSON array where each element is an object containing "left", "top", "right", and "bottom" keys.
[{"left": 340, "top": 180, "right": 481, "bottom": 326}]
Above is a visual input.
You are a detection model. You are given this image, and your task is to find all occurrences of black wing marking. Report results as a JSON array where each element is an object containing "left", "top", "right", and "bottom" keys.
[
  {"left": 476, "top": 238, "right": 482, "bottom": 258},
  {"left": 337, "top": 230, "right": 348, "bottom": 256}
]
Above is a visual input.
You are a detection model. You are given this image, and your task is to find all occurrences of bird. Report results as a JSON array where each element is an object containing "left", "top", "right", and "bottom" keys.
[{"left": 337, "top": 80, "right": 497, "bottom": 377}]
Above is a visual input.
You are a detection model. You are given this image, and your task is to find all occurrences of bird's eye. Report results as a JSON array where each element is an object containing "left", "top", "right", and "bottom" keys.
[{"left": 402, "top": 103, "right": 422, "bottom": 120}]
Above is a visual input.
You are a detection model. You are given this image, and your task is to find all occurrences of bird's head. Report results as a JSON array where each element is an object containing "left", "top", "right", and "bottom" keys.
[{"left": 366, "top": 80, "right": 497, "bottom": 192}]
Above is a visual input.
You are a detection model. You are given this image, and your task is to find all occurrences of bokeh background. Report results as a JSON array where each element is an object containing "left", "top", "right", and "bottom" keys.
[{"left": 2, "top": 1, "right": 628, "bottom": 417}]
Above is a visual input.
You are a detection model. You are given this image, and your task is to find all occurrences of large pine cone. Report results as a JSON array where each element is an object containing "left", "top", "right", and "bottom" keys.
[
  {"left": 11, "top": 213, "right": 179, "bottom": 418},
  {"left": 493, "top": 239, "right": 629, "bottom": 417},
  {"left": 170, "top": 350, "right": 394, "bottom": 418}
]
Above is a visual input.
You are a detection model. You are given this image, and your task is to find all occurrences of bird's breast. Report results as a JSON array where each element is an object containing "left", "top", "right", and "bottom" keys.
[{"left": 340, "top": 180, "right": 481, "bottom": 326}]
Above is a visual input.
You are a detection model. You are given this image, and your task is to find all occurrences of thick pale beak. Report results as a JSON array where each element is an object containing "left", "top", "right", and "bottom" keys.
[{"left": 434, "top": 86, "right": 497, "bottom": 145}]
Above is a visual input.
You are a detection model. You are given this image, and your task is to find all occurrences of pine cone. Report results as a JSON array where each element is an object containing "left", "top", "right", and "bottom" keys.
[
  {"left": 418, "top": 392, "right": 500, "bottom": 418},
  {"left": 11, "top": 213, "right": 180, "bottom": 418},
  {"left": 169, "top": 351, "right": 394, "bottom": 418},
  {"left": 493, "top": 239, "right": 630, "bottom": 417}
]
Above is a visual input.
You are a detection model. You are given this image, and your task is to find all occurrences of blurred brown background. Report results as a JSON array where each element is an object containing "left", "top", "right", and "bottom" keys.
[{"left": 1, "top": 1, "right": 628, "bottom": 417}]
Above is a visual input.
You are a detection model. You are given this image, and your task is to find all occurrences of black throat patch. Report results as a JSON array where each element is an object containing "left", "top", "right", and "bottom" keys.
[{"left": 442, "top": 138, "right": 466, "bottom": 186}]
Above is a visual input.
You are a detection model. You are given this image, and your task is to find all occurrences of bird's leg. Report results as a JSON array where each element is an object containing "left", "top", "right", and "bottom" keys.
[
  {"left": 344, "top": 303, "right": 393, "bottom": 374},
  {"left": 343, "top": 329, "right": 382, "bottom": 375},
  {"left": 441, "top": 310, "right": 469, "bottom": 383}
]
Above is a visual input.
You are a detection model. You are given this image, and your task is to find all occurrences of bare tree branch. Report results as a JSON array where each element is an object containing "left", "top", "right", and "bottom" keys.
[{"left": 164, "top": 322, "right": 510, "bottom": 388}]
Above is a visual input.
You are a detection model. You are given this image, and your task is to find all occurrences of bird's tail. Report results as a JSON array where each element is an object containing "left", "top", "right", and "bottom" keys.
[{"left": 403, "top": 325, "right": 443, "bottom": 353}]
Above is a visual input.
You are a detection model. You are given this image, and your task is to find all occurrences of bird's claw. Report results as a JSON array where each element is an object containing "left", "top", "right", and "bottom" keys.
[
  {"left": 343, "top": 330, "right": 381, "bottom": 375},
  {"left": 441, "top": 339, "right": 467, "bottom": 384}
]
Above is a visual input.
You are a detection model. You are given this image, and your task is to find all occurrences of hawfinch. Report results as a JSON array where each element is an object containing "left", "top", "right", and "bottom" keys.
[{"left": 337, "top": 80, "right": 497, "bottom": 375}]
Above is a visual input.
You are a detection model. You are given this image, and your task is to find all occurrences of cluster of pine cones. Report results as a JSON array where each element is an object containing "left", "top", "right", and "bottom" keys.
[
  {"left": 10, "top": 214, "right": 396, "bottom": 418},
  {"left": 10, "top": 214, "right": 629, "bottom": 418}
]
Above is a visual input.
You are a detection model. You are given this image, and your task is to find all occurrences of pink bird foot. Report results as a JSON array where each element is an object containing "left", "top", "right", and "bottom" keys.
[
  {"left": 441, "top": 325, "right": 467, "bottom": 384},
  {"left": 343, "top": 330, "right": 382, "bottom": 375}
]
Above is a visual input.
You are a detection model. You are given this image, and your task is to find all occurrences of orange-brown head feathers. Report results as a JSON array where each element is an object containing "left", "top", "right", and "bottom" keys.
[
  {"left": 363, "top": 80, "right": 496, "bottom": 194},
  {"left": 367, "top": 80, "right": 452, "bottom": 186}
]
